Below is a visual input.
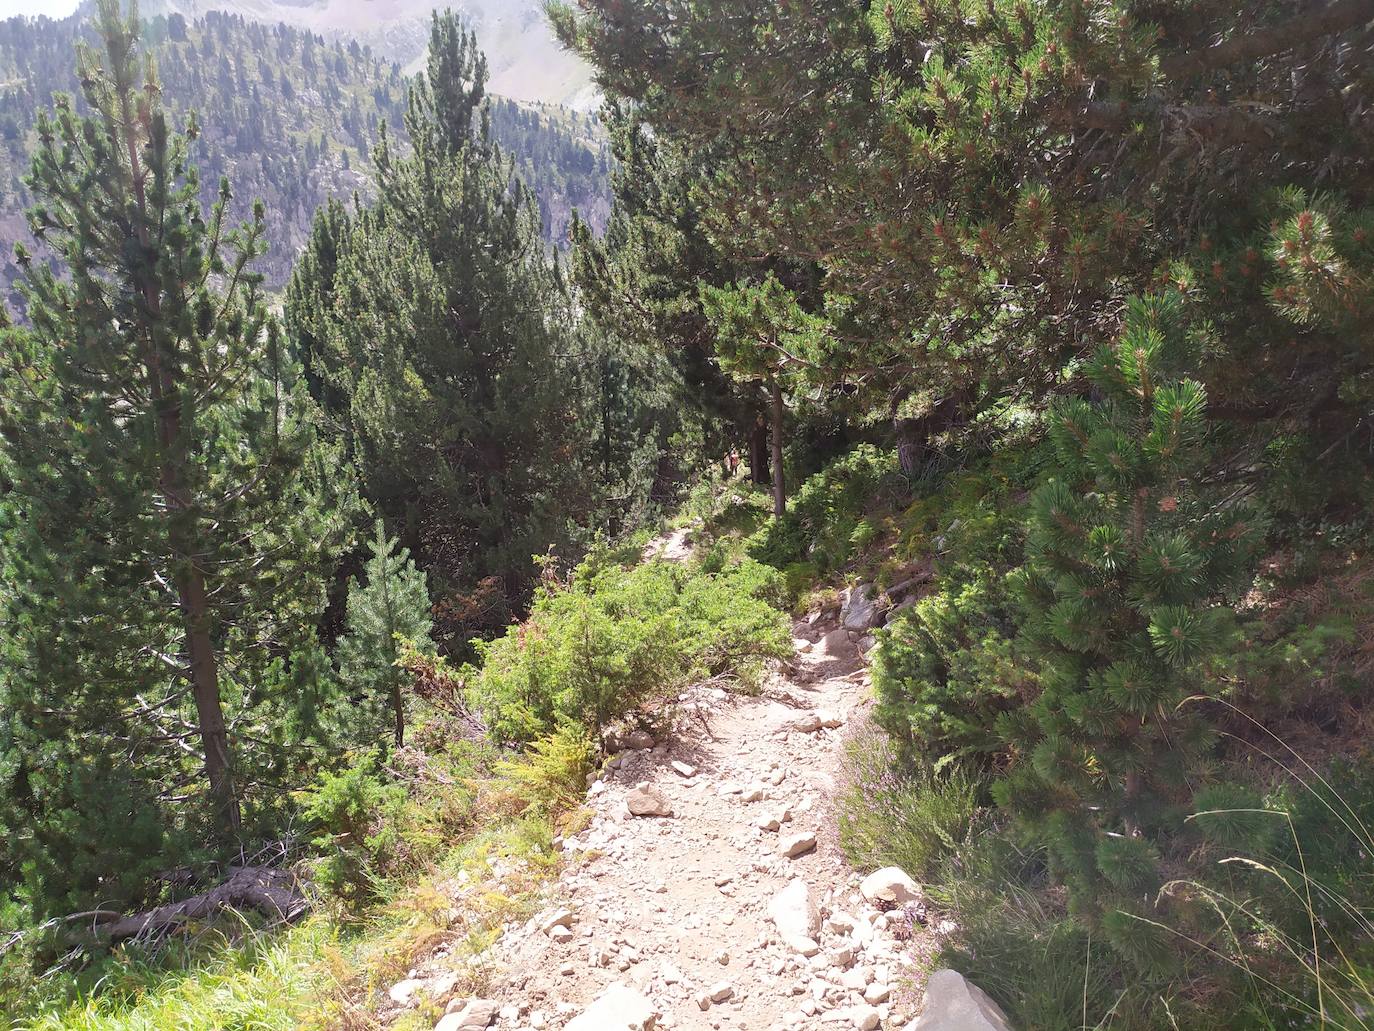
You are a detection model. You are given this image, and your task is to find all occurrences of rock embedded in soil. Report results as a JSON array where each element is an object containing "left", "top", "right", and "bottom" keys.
[
  {"left": 625, "top": 783, "right": 673, "bottom": 817},
  {"left": 860, "top": 866, "right": 920, "bottom": 905},
  {"left": 781, "top": 832, "right": 818, "bottom": 858},
  {"left": 436, "top": 997, "right": 497, "bottom": 1030},
  {"left": 626, "top": 730, "right": 655, "bottom": 750},
  {"left": 909, "top": 969, "right": 1015, "bottom": 1031},
  {"left": 564, "top": 982, "right": 657, "bottom": 1031}
]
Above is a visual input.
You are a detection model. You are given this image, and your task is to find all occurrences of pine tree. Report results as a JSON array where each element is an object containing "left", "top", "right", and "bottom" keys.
[
  {"left": 286, "top": 12, "right": 595, "bottom": 644},
  {"left": 993, "top": 291, "right": 1262, "bottom": 971},
  {"left": 335, "top": 522, "right": 435, "bottom": 749},
  {"left": 0, "top": 0, "right": 355, "bottom": 916}
]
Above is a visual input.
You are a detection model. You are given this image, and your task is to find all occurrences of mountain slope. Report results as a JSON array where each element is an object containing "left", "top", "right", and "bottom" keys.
[
  {"left": 0, "top": 9, "right": 609, "bottom": 305},
  {"left": 144, "top": 0, "right": 596, "bottom": 108}
]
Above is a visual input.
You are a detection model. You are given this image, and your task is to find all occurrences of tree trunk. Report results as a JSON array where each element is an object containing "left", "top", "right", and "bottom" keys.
[
  {"left": 180, "top": 566, "right": 242, "bottom": 835},
  {"left": 770, "top": 379, "right": 786, "bottom": 517},
  {"left": 392, "top": 681, "right": 405, "bottom": 750},
  {"left": 121, "top": 85, "right": 241, "bottom": 838},
  {"left": 749, "top": 414, "right": 770, "bottom": 485}
]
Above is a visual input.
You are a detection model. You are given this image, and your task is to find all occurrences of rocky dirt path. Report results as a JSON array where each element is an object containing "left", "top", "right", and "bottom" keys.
[{"left": 438, "top": 603, "right": 935, "bottom": 1031}]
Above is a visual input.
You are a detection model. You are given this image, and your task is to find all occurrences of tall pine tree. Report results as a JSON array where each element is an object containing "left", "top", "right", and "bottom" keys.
[
  {"left": 0, "top": 0, "right": 355, "bottom": 916},
  {"left": 287, "top": 12, "right": 594, "bottom": 645}
]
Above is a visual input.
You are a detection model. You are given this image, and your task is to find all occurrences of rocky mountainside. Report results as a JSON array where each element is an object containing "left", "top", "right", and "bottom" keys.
[
  {"left": 143, "top": 0, "right": 597, "bottom": 108},
  {"left": 0, "top": 8, "right": 608, "bottom": 308}
]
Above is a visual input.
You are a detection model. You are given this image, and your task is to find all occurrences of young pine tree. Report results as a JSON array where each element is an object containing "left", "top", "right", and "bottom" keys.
[
  {"left": 0, "top": 0, "right": 354, "bottom": 916},
  {"left": 994, "top": 292, "right": 1262, "bottom": 973},
  {"left": 336, "top": 522, "right": 435, "bottom": 750}
]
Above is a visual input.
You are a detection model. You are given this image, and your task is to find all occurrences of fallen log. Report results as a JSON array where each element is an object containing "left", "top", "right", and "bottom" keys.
[{"left": 91, "top": 866, "right": 308, "bottom": 944}]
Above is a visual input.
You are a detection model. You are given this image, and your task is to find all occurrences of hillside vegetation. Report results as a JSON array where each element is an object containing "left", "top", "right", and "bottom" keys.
[{"left": 3, "top": 1, "right": 1374, "bottom": 1030}]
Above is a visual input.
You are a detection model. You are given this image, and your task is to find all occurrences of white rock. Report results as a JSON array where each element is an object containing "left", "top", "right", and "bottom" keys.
[
  {"left": 437, "top": 998, "right": 498, "bottom": 1029},
  {"left": 565, "top": 983, "right": 657, "bottom": 1031},
  {"left": 709, "top": 981, "right": 735, "bottom": 1003},
  {"left": 781, "top": 832, "right": 818, "bottom": 859},
  {"left": 785, "top": 934, "right": 820, "bottom": 957},
  {"left": 860, "top": 866, "right": 920, "bottom": 905},
  {"left": 768, "top": 878, "right": 821, "bottom": 942},
  {"left": 792, "top": 713, "right": 823, "bottom": 733},
  {"left": 671, "top": 760, "right": 698, "bottom": 778},
  {"left": 909, "top": 969, "right": 1014, "bottom": 1031},
  {"left": 626, "top": 784, "right": 673, "bottom": 817},
  {"left": 388, "top": 979, "right": 424, "bottom": 1007},
  {"left": 864, "top": 983, "right": 891, "bottom": 1005}
]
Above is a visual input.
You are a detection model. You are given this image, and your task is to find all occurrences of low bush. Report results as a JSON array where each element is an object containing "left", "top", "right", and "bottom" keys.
[
  {"left": 470, "top": 550, "right": 790, "bottom": 744},
  {"left": 746, "top": 445, "right": 899, "bottom": 573}
]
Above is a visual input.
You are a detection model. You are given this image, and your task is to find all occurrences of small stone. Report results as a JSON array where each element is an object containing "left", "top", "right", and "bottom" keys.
[
  {"left": 626, "top": 730, "right": 655, "bottom": 750},
  {"left": 864, "top": 983, "right": 891, "bottom": 1005},
  {"left": 709, "top": 981, "right": 734, "bottom": 1003},
  {"left": 780, "top": 832, "right": 817, "bottom": 859},
  {"left": 541, "top": 908, "right": 576, "bottom": 934},
  {"left": 671, "top": 760, "right": 698, "bottom": 778},
  {"left": 694, "top": 991, "right": 712, "bottom": 1011},
  {"left": 549, "top": 925, "right": 575, "bottom": 943},
  {"left": 758, "top": 814, "right": 782, "bottom": 832},
  {"left": 792, "top": 713, "right": 822, "bottom": 733}
]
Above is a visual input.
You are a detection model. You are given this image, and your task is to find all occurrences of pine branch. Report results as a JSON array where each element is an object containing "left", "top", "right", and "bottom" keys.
[{"left": 1159, "top": 0, "right": 1374, "bottom": 80}]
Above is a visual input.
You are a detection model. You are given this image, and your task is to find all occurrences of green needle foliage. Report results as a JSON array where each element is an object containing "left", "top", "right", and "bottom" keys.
[
  {"left": 335, "top": 522, "right": 436, "bottom": 750},
  {"left": 287, "top": 12, "right": 611, "bottom": 641},
  {"left": 0, "top": 0, "right": 355, "bottom": 917},
  {"left": 994, "top": 292, "right": 1262, "bottom": 971}
]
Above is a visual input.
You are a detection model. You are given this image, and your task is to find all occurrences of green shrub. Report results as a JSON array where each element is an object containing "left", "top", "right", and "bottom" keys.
[
  {"left": 994, "top": 293, "right": 1262, "bottom": 959},
  {"left": 746, "top": 445, "right": 898, "bottom": 572},
  {"left": 300, "top": 756, "right": 405, "bottom": 905},
  {"left": 471, "top": 552, "right": 790, "bottom": 744},
  {"left": 873, "top": 571, "right": 1027, "bottom": 764}
]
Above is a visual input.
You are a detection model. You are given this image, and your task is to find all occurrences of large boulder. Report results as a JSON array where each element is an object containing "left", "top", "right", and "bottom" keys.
[
  {"left": 820, "top": 626, "right": 855, "bottom": 658},
  {"left": 842, "top": 583, "right": 885, "bottom": 631},
  {"left": 860, "top": 866, "right": 920, "bottom": 905},
  {"left": 564, "top": 982, "right": 657, "bottom": 1031},
  {"left": 908, "top": 969, "right": 1014, "bottom": 1031}
]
